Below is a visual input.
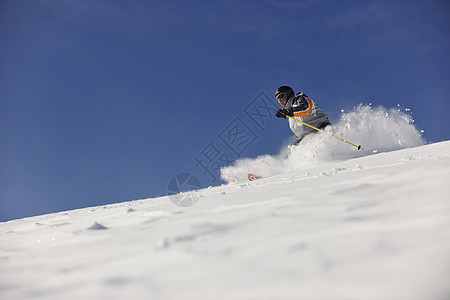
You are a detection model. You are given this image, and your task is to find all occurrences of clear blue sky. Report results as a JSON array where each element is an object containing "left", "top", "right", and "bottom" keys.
[{"left": 1, "top": 0, "right": 449, "bottom": 221}]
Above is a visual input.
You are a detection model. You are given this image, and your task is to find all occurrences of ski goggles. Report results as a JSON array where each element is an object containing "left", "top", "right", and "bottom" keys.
[{"left": 276, "top": 93, "right": 287, "bottom": 101}]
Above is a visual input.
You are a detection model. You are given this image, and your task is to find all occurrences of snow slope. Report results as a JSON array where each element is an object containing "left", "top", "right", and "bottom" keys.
[{"left": 1, "top": 140, "right": 449, "bottom": 300}]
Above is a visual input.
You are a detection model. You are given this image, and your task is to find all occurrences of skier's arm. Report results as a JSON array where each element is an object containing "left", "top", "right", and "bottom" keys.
[{"left": 291, "top": 93, "right": 313, "bottom": 117}]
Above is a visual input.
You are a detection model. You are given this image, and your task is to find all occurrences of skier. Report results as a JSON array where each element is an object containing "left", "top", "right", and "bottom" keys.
[{"left": 275, "top": 86, "right": 331, "bottom": 145}]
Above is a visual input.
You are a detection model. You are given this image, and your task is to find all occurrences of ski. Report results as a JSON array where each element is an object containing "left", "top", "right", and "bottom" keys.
[
  {"left": 227, "top": 174, "right": 262, "bottom": 184},
  {"left": 247, "top": 174, "right": 262, "bottom": 181}
]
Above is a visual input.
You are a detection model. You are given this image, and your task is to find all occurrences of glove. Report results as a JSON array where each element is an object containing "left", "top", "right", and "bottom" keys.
[{"left": 275, "top": 107, "right": 293, "bottom": 119}]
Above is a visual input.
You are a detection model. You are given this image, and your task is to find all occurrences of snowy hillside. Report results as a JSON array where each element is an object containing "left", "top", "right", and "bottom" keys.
[{"left": 1, "top": 140, "right": 450, "bottom": 300}]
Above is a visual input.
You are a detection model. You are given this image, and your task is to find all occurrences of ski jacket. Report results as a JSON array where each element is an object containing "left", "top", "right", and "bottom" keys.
[{"left": 285, "top": 92, "right": 330, "bottom": 139}]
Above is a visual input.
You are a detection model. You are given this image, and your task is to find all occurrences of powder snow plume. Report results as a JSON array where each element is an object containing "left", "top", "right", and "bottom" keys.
[{"left": 220, "top": 104, "right": 425, "bottom": 182}]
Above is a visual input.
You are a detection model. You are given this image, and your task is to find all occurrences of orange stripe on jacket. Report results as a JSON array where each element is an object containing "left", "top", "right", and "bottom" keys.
[{"left": 293, "top": 98, "right": 313, "bottom": 117}]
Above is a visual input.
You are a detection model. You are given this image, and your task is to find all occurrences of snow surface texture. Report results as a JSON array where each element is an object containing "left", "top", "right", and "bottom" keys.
[
  {"left": 1, "top": 110, "right": 450, "bottom": 300},
  {"left": 221, "top": 105, "right": 425, "bottom": 182}
]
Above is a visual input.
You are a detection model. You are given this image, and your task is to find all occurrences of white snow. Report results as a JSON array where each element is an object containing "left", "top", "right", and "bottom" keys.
[{"left": 1, "top": 106, "right": 450, "bottom": 299}]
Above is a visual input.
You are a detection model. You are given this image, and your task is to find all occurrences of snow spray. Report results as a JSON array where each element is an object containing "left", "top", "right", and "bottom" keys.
[{"left": 220, "top": 104, "right": 425, "bottom": 182}]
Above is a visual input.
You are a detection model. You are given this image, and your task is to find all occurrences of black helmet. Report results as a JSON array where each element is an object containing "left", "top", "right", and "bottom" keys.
[{"left": 275, "top": 86, "right": 294, "bottom": 101}]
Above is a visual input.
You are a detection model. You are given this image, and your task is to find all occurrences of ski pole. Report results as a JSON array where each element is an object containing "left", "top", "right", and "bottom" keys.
[{"left": 286, "top": 115, "right": 364, "bottom": 150}]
